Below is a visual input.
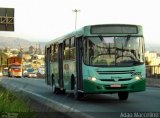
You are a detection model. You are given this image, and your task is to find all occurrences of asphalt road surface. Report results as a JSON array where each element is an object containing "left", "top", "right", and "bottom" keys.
[{"left": 0, "top": 77, "right": 160, "bottom": 118}]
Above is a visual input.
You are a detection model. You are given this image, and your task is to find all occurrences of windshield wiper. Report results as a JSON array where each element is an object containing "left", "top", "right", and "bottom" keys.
[
  {"left": 98, "top": 35, "right": 103, "bottom": 41},
  {"left": 129, "top": 60, "right": 143, "bottom": 66},
  {"left": 109, "top": 43, "right": 111, "bottom": 57},
  {"left": 124, "top": 35, "right": 131, "bottom": 47},
  {"left": 122, "top": 44, "right": 124, "bottom": 59}
]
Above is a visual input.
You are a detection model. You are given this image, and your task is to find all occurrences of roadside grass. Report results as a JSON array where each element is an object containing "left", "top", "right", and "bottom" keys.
[{"left": 0, "top": 85, "right": 37, "bottom": 118}]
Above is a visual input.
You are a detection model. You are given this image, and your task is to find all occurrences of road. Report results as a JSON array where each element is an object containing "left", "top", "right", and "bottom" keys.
[{"left": 0, "top": 77, "right": 160, "bottom": 118}]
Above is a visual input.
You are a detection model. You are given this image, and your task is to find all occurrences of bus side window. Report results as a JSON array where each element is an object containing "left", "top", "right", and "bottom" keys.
[
  {"left": 50, "top": 45, "right": 54, "bottom": 62},
  {"left": 83, "top": 39, "right": 88, "bottom": 64},
  {"left": 65, "top": 39, "right": 69, "bottom": 50},
  {"left": 64, "top": 39, "right": 70, "bottom": 60},
  {"left": 71, "top": 37, "right": 75, "bottom": 47},
  {"left": 70, "top": 37, "right": 76, "bottom": 60},
  {"left": 47, "top": 47, "right": 51, "bottom": 62},
  {"left": 53, "top": 44, "right": 58, "bottom": 62}
]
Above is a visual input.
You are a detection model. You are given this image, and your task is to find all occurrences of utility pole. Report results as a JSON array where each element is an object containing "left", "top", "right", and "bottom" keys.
[{"left": 72, "top": 9, "right": 80, "bottom": 30}]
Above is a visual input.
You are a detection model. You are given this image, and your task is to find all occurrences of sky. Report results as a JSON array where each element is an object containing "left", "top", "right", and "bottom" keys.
[{"left": 0, "top": 0, "right": 160, "bottom": 44}]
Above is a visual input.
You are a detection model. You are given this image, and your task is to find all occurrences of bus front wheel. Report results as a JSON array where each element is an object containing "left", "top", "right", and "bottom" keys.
[
  {"left": 52, "top": 85, "right": 61, "bottom": 94},
  {"left": 118, "top": 92, "right": 129, "bottom": 100}
]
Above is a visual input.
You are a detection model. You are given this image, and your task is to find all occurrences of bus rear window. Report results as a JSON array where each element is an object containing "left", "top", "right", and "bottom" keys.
[{"left": 91, "top": 25, "right": 138, "bottom": 34}]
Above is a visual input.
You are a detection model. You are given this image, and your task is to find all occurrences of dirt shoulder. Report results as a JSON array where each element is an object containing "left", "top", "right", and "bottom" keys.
[{"left": 26, "top": 98, "right": 69, "bottom": 118}]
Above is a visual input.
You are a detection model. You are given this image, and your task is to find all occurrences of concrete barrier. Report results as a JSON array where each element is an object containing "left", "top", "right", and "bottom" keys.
[{"left": 146, "top": 78, "right": 160, "bottom": 87}]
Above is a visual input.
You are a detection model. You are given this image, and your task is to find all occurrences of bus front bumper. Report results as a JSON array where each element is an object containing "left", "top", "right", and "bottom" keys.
[{"left": 83, "top": 79, "right": 146, "bottom": 94}]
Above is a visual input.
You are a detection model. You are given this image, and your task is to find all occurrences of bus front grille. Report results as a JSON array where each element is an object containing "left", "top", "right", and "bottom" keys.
[
  {"left": 100, "top": 78, "right": 132, "bottom": 82},
  {"left": 97, "top": 70, "right": 135, "bottom": 75}
]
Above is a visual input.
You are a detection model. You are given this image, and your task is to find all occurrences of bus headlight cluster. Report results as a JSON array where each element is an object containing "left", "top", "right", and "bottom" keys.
[
  {"left": 135, "top": 76, "right": 141, "bottom": 80},
  {"left": 88, "top": 77, "right": 96, "bottom": 81}
]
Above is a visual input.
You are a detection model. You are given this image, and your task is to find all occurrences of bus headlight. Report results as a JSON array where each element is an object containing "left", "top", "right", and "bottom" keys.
[
  {"left": 135, "top": 76, "right": 141, "bottom": 80},
  {"left": 88, "top": 77, "right": 96, "bottom": 81}
]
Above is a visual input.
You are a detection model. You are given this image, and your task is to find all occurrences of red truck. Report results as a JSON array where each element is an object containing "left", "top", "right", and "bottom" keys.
[{"left": 8, "top": 57, "right": 22, "bottom": 78}]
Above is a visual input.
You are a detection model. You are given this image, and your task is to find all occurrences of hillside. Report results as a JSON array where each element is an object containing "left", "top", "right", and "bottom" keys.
[
  {"left": 0, "top": 36, "right": 46, "bottom": 50},
  {"left": 0, "top": 36, "right": 158, "bottom": 52},
  {"left": 145, "top": 43, "right": 160, "bottom": 52}
]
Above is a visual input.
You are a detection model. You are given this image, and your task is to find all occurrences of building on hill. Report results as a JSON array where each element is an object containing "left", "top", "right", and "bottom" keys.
[
  {"left": 0, "top": 50, "right": 10, "bottom": 75},
  {"left": 145, "top": 51, "right": 160, "bottom": 77},
  {"left": 4, "top": 47, "right": 10, "bottom": 53},
  {"left": 29, "top": 46, "right": 35, "bottom": 54},
  {"left": 145, "top": 51, "right": 160, "bottom": 65}
]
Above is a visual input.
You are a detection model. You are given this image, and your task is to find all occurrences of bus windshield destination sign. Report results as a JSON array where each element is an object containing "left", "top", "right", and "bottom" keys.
[{"left": 91, "top": 25, "right": 138, "bottom": 34}]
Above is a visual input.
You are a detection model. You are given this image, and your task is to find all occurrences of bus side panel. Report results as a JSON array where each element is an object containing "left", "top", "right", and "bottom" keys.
[
  {"left": 63, "top": 61, "right": 70, "bottom": 90},
  {"left": 70, "top": 60, "right": 76, "bottom": 89},
  {"left": 63, "top": 60, "right": 76, "bottom": 90},
  {"left": 51, "top": 62, "right": 59, "bottom": 87}
]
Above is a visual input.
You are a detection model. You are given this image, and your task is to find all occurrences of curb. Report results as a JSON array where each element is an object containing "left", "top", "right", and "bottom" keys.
[
  {"left": 0, "top": 81, "right": 93, "bottom": 118},
  {"left": 18, "top": 88, "right": 94, "bottom": 118},
  {"left": 146, "top": 85, "right": 160, "bottom": 88}
]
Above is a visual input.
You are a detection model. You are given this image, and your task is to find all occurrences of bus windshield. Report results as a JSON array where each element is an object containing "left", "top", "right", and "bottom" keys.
[
  {"left": 83, "top": 36, "right": 144, "bottom": 67},
  {"left": 11, "top": 65, "right": 21, "bottom": 69}
]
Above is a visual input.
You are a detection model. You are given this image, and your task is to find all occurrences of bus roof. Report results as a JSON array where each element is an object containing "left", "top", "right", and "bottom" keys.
[
  {"left": 46, "top": 27, "right": 84, "bottom": 48},
  {"left": 45, "top": 24, "right": 142, "bottom": 48}
]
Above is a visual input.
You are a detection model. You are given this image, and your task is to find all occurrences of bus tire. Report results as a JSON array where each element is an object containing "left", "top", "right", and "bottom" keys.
[
  {"left": 52, "top": 86, "right": 60, "bottom": 94},
  {"left": 118, "top": 92, "right": 129, "bottom": 100},
  {"left": 52, "top": 85, "right": 56, "bottom": 93},
  {"left": 74, "top": 78, "right": 84, "bottom": 100},
  {"left": 60, "top": 88, "right": 66, "bottom": 94}
]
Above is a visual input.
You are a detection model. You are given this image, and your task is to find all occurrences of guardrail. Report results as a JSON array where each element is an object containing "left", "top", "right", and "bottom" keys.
[{"left": 146, "top": 65, "right": 160, "bottom": 79}]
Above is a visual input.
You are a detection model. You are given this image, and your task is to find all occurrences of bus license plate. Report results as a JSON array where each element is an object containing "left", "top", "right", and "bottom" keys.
[{"left": 110, "top": 84, "right": 121, "bottom": 87}]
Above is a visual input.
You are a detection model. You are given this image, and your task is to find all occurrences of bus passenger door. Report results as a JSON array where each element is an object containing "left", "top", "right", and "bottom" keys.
[
  {"left": 76, "top": 37, "right": 83, "bottom": 91},
  {"left": 63, "top": 39, "right": 70, "bottom": 90},
  {"left": 46, "top": 47, "right": 51, "bottom": 85},
  {"left": 58, "top": 43, "right": 63, "bottom": 88}
]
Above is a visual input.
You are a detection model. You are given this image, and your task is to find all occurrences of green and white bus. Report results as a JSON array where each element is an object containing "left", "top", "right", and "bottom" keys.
[{"left": 45, "top": 24, "right": 146, "bottom": 100}]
